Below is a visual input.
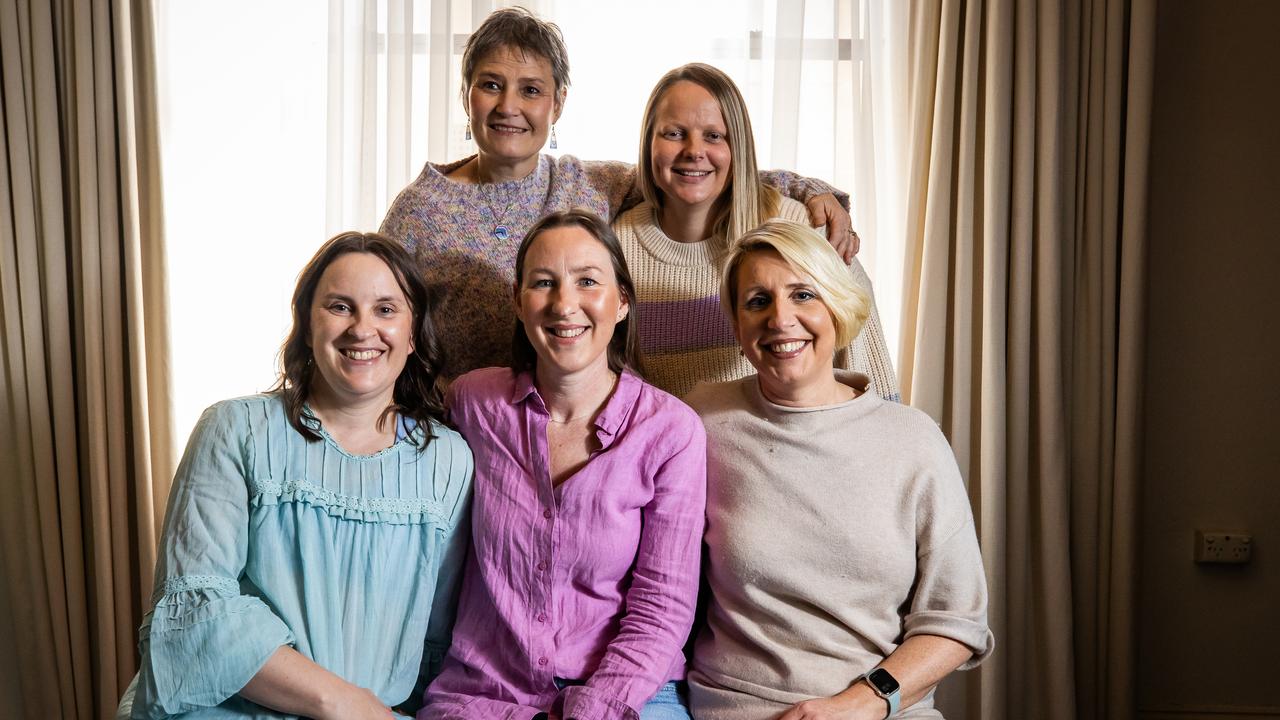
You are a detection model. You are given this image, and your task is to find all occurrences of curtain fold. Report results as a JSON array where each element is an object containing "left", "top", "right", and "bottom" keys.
[
  {"left": 897, "top": 0, "right": 1153, "bottom": 718},
  {"left": 0, "top": 0, "right": 171, "bottom": 718}
]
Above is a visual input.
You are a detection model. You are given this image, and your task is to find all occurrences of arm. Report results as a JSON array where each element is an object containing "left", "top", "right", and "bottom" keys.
[
  {"left": 582, "top": 159, "right": 642, "bottom": 219},
  {"left": 129, "top": 402, "right": 392, "bottom": 720},
  {"left": 241, "top": 647, "right": 395, "bottom": 720},
  {"left": 560, "top": 413, "right": 708, "bottom": 720},
  {"left": 760, "top": 170, "right": 858, "bottom": 261},
  {"left": 777, "top": 635, "right": 973, "bottom": 720}
]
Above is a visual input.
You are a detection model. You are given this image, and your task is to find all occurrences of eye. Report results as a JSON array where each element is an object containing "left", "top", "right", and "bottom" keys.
[
  {"left": 529, "top": 278, "right": 554, "bottom": 289},
  {"left": 661, "top": 129, "right": 684, "bottom": 140},
  {"left": 377, "top": 304, "right": 397, "bottom": 316},
  {"left": 743, "top": 293, "right": 769, "bottom": 310},
  {"left": 479, "top": 79, "right": 500, "bottom": 91},
  {"left": 793, "top": 289, "right": 818, "bottom": 302},
  {"left": 522, "top": 85, "right": 542, "bottom": 97},
  {"left": 578, "top": 277, "right": 600, "bottom": 287},
  {"left": 328, "top": 302, "right": 351, "bottom": 313},
  {"left": 706, "top": 131, "right": 725, "bottom": 142}
]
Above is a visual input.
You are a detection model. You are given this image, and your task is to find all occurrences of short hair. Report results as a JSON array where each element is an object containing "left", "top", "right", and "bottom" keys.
[
  {"left": 272, "top": 232, "right": 447, "bottom": 448},
  {"left": 720, "top": 219, "right": 870, "bottom": 348},
  {"left": 461, "top": 7, "right": 571, "bottom": 96},
  {"left": 511, "top": 210, "right": 645, "bottom": 376},
  {"left": 636, "top": 63, "right": 779, "bottom": 249}
]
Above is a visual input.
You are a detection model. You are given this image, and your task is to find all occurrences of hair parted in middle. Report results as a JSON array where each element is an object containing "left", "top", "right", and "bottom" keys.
[
  {"left": 510, "top": 209, "right": 646, "bottom": 377},
  {"left": 461, "top": 6, "right": 571, "bottom": 97},
  {"left": 636, "top": 62, "right": 780, "bottom": 250},
  {"left": 272, "top": 231, "right": 448, "bottom": 450},
  {"left": 720, "top": 218, "right": 871, "bottom": 349}
]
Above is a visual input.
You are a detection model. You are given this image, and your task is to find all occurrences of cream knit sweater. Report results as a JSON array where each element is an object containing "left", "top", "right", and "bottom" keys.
[
  {"left": 683, "top": 371, "right": 993, "bottom": 720},
  {"left": 613, "top": 198, "right": 900, "bottom": 400}
]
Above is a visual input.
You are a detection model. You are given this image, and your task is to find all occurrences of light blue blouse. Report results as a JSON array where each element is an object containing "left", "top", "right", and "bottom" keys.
[{"left": 118, "top": 393, "right": 473, "bottom": 719}]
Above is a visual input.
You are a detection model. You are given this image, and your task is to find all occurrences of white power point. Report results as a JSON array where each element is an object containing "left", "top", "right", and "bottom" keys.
[{"left": 1194, "top": 530, "right": 1253, "bottom": 564}]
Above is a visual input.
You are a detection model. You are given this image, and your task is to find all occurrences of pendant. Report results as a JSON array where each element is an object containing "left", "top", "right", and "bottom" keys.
[{"left": 493, "top": 225, "right": 511, "bottom": 241}]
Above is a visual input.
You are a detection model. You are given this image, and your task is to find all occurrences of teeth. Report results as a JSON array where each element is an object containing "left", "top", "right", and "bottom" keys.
[
  {"left": 675, "top": 170, "right": 709, "bottom": 177},
  {"left": 342, "top": 349, "right": 382, "bottom": 360},
  {"left": 549, "top": 327, "right": 586, "bottom": 338},
  {"left": 769, "top": 341, "right": 805, "bottom": 353}
]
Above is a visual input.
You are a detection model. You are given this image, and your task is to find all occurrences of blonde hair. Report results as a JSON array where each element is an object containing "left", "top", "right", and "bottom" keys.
[
  {"left": 721, "top": 219, "right": 870, "bottom": 348},
  {"left": 636, "top": 63, "right": 779, "bottom": 249}
]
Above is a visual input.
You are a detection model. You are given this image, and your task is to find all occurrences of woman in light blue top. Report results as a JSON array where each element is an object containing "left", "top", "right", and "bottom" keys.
[{"left": 116, "top": 232, "right": 474, "bottom": 720}]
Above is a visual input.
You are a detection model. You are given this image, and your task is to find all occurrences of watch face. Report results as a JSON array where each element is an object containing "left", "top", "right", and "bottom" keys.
[{"left": 868, "top": 668, "right": 900, "bottom": 695}]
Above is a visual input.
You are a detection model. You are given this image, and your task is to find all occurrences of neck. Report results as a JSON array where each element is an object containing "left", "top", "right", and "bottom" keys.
[
  {"left": 758, "top": 372, "right": 856, "bottom": 409},
  {"left": 475, "top": 152, "right": 539, "bottom": 184},
  {"left": 534, "top": 360, "right": 618, "bottom": 424},
  {"left": 658, "top": 203, "right": 715, "bottom": 244},
  {"left": 307, "top": 382, "right": 396, "bottom": 436}
]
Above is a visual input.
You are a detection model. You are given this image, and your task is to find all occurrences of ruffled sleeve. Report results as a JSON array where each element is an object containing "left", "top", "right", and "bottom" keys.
[{"left": 130, "top": 401, "right": 294, "bottom": 719}]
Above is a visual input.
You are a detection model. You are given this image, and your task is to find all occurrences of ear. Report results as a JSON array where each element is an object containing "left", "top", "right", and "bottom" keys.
[
  {"left": 553, "top": 87, "right": 567, "bottom": 123},
  {"left": 512, "top": 280, "right": 523, "bottom": 314},
  {"left": 615, "top": 290, "right": 630, "bottom": 323}
]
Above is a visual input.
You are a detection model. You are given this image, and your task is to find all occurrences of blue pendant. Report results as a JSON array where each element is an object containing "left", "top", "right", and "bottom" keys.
[{"left": 493, "top": 225, "right": 510, "bottom": 241}]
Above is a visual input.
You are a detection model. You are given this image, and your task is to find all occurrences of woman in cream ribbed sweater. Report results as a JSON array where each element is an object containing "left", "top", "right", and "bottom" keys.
[
  {"left": 685, "top": 220, "right": 992, "bottom": 720},
  {"left": 613, "top": 63, "right": 898, "bottom": 399}
]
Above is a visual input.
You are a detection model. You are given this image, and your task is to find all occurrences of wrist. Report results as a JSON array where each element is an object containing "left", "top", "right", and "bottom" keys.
[{"left": 836, "top": 682, "right": 890, "bottom": 720}]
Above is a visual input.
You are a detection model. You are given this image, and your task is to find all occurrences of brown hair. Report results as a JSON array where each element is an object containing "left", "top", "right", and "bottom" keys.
[
  {"left": 272, "top": 232, "right": 447, "bottom": 448},
  {"left": 510, "top": 210, "right": 645, "bottom": 376}
]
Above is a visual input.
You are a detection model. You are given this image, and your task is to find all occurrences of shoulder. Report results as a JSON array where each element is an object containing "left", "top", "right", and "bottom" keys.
[
  {"left": 202, "top": 393, "right": 286, "bottom": 429},
  {"left": 683, "top": 377, "right": 753, "bottom": 418},
  {"left": 777, "top": 196, "right": 809, "bottom": 222},
  {"left": 449, "top": 367, "right": 517, "bottom": 407},
  {"left": 632, "top": 376, "right": 704, "bottom": 431},
  {"left": 613, "top": 202, "right": 653, "bottom": 235}
]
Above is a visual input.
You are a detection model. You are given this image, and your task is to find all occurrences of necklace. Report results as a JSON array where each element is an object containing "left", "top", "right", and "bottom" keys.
[{"left": 478, "top": 175, "right": 521, "bottom": 241}]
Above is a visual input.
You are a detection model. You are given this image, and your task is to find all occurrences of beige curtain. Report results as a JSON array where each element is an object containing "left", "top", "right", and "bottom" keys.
[
  {"left": 0, "top": 1, "right": 171, "bottom": 718},
  {"left": 898, "top": 0, "right": 1154, "bottom": 718}
]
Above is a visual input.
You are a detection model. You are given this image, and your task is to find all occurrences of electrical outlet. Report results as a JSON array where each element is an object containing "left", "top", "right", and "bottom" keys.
[{"left": 1194, "top": 530, "right": 1253, "bottom": 564}]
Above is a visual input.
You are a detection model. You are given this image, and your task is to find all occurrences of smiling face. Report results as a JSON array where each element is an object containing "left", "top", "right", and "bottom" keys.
[
  {"left": 308, "top": 252, "right": 414, "bottom": 409},
  {"left": 732, "top": 249, "right": 840, "bottom": 401},
  {"left": 466, "top": 45, "right": 563, "bottom": 177},
  {"left": 649, "top": 80, "right": 732, "bottom": 222},
  {"left": 514, "top": 225, "right": 629, "bottom": 381}
]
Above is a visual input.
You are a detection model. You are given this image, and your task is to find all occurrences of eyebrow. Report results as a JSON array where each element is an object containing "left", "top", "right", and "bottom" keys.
[
  {"left": 475, "top": 70, "right": 548, "bottom": 85},
  {"left": 318, "top": 292, "right": 403, "bottom": 303},
  {"left": 528, "top": 265, "right": 605, "bottom": 275}
]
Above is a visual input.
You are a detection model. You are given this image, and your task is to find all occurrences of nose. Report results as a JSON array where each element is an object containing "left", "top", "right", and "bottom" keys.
[
  {"left": 766, "top": 300, "right": 795, "bottom": 330},
  {"left": 549, "top": 285, "right": 578, "bottom": 316},
  {"left": 346, "top": 310, "right": 378, "bottom": 339},
  {"left": 681, "top": 136, "right": 705, "bottom": 160},
  {"left": 495, "top": 86, "right": 519, "bottom": 116}
]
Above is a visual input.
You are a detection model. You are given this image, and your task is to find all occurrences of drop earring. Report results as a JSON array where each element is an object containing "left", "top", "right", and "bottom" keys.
[
  {"left": 549, "top": 124, "right": 558, "bottom": 150},
  {"left": 465, "top": 117, "right": 472, "bottom": 141}
]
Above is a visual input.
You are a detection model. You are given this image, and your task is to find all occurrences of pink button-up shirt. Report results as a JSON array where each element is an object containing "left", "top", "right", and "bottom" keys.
[{"left": 425, "top": 368, "right": 707, "bottom": 720}]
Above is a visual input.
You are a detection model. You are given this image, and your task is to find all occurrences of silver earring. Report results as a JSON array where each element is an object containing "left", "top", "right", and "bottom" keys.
[
  {"left": 549, "top": 125, "right": 558, "bottom": 150},
  {"left": 465, "top": 117, "right": 471, "bottom": 141}
]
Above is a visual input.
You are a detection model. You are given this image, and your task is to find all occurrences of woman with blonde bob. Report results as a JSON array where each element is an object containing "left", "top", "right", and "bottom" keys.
[
  {"left": 613, "top": 63, "right": 898, "bottom": 399},
  {"left": 684, "top": 220, "right": 994, "bottom": 720}
]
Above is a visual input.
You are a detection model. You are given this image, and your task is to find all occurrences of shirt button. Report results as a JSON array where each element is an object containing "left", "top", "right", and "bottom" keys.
[
  {"left": 538, "top": 656, "right": 549, "bottom": 666},
  {"left": 536, "top": 561, "right": 546, "bottom": 571},
  {"left": 543, "top": 509, "right": 552, "bottom": 519},
  {"left": 537, "top": 613, "right": 547, "bottom": 623}
]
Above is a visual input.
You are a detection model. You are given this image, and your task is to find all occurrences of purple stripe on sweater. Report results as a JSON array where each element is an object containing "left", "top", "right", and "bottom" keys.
[{"left": 638, "top": 296, "right": 737, "bottom": 354}]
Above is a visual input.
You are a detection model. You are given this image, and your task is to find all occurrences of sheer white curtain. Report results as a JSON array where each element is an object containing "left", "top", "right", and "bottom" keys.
[{"left": 157, "top": 0, "right": 909, "bottom": 494}]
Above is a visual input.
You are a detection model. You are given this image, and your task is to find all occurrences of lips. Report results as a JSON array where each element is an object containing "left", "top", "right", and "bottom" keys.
[
  {"left": 547, "top": 326, "right": 587, "bottom": 339},
  {"left": 673, "top": 168, "right": 712, "bottom": 178},
  {"left": 488, "top": 122, "right": 528, "bottom": 134},
  {"left": 762, "top": 339, "right": 810, "bottom": 358},
  {"left": 340, "top": 348, "right": 384, "bottom": 361}
]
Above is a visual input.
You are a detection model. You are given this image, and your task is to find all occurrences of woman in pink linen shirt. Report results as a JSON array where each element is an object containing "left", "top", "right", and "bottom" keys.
[{"left": 424, "top": 209, "right": 707, "bottom": 720}]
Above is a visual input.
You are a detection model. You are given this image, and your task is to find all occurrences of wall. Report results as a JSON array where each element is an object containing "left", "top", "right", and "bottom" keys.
[{"left": 1139, "top": 0, "right": 1280, "bottom": 717}]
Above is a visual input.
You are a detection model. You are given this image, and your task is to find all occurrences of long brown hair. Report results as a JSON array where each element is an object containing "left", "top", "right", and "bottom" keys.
[
  {"left": 510, "top": 210, "right": 645, "bottom": 377},
  {"left": 272, "top": 232, "right": 447, "bottom": 448}
]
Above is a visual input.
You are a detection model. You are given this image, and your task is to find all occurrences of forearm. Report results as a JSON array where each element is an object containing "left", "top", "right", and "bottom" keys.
[
  {"left": 238, "top": 646, "right": 364, "bottom": 718},
  {"left": 840, "top": 635, "right": 973, "bottom": 717}
]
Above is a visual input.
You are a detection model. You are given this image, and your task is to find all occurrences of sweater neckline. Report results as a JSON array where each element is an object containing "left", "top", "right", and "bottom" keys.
[
  {"left": 427, "top": 154, "right": 551, "bottom": 196},
  {"left": 630, "top": 204, "right": 721, "bottom": 267},
  {"left": 745, "top": 370, "right": 879, "bottom": 421}
]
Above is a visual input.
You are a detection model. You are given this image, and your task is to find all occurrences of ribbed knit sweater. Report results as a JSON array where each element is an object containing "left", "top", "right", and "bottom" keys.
[
  {"left": 683, "top": 371, "right": 993, "bottom": 720},
  {"left": 614, "top": 198, "right": 900, "bottom": 400},
  {"left": 380, "top": 155, "right": 843, "bottom": 378}
]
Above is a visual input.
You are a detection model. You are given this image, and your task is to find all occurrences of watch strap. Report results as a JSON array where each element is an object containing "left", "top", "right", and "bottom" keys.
[{"left": 857, "top": 667, "right": 901, "bottom": 718}]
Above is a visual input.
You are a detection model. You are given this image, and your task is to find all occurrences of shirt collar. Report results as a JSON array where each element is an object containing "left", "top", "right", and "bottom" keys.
[{"left": 510, "top": 368, "right": 643, "bottom": 449}]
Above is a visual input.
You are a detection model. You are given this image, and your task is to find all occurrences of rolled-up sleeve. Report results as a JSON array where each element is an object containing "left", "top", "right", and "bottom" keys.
[
  {"left": 562, "top": 410, "right": 708, "bottom": 720},
  {"left": 903, "top": 425, "right": 995, "bottom": 669},
  {"left": 130, "top": 402, "right": 294, "bottom": 719}
]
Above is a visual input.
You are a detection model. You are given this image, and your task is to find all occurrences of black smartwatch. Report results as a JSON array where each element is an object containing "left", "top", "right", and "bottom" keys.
[{"left": 858, "top": 666, "right": 901, "bottom": 718}]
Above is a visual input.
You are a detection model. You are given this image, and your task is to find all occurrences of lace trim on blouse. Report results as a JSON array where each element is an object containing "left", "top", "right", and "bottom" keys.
[{"left": 250, "top": 476, "right": 451, "bottom": 526}]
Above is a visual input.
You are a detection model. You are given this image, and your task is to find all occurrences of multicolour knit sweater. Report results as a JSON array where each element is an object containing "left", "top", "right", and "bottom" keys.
[
  {"left": 614, "top": 198, "right": 900, "bottom": 401},
  {"left": 379, "top": 153, "right": 844, "bottom": 377}
]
